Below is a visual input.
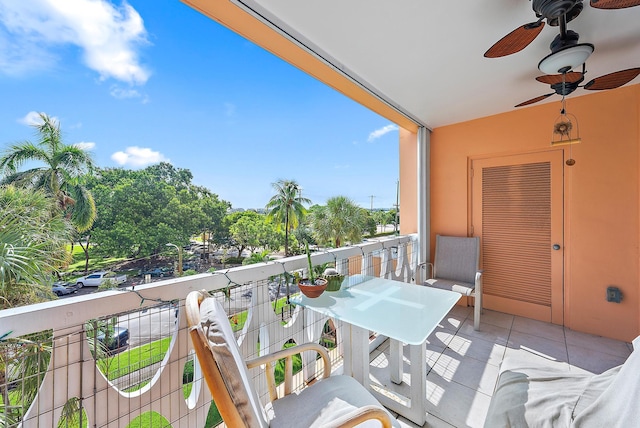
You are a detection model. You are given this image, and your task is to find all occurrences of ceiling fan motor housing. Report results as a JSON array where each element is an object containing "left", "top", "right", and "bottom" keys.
[
  {"left": 551, "top": 79, "right": 583, "bottom": 95},
  {"left": 533, "top": 0, "right": 584, "bottom": 21}
]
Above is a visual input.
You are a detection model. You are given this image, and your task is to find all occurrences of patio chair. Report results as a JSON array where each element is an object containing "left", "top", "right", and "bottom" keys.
[
  {"left": 185, "top": 290, "right": 397, "bottom": 428},
  {"left": 422, "top": 235, "right": 482, "bottom": 330}
]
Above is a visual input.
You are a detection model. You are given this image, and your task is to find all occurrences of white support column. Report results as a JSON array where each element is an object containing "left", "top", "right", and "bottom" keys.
[{"left": 417, "top": 126, "right": 431, "bottom": 275}]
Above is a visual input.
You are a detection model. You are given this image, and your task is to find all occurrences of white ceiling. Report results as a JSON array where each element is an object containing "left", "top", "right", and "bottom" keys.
[{"left": 235, "top": 0, "right": 640, "bottom": 129}]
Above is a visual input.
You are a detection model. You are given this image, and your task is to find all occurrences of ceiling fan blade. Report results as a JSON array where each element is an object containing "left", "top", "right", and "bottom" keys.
[
  {"left": 515, "top": 93, "right": 555, "bottom": 107},
  {"left": 484, "top": 22, "right": 545, "bottom": 58},
  {"left": 584, "top": 67, "right": 640, "bottom": 90},
  {"left": 536, "top": 72, "right": 583, "bottom": 85},
  {"left": 590, "top": 0, "right": 640, "bottom": 9}
]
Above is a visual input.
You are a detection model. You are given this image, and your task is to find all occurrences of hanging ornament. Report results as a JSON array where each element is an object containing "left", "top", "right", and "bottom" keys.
[{"left": 550, "top": 79, "right": 581, "bottom": 166}]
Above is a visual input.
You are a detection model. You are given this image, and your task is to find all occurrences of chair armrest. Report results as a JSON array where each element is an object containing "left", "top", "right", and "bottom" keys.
[
  {"left": 475, "top": 270, "right": 483, "bottom": 289},
  {"left": 328, "top": 404, "right": 393, "bottom": 428},
  {"left": 246, "top": 342, "right": 332, "bottom": 401},
  {"left": 417, "top": 262, "right": 434, "bottom": 282}
]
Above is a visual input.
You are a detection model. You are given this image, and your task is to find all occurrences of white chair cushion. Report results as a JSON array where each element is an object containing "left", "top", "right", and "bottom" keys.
[
  {"left": 268, "top": 375, "right": 399, "bottom": 428},
  {"left": 571, "top": 337, "right": 640, "bottom": 427}
]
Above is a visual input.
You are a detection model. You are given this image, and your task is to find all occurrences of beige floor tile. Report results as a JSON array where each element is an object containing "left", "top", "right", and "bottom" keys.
[
  {"left": 458, "top": 319, "right": 510, "bottom": 346},
  {"left": 426, "top": 373, "right": 492, "bottom": 428},
  {"left": 440, "top": 307, "right": 469, "bottom": 331},
  {"left": 565, "top": 329, "right": 631, "bottom": 358},
  {"left": 448, "top": 304, "right": 472, "bottom": 319},
  {"left": 512, "top": 316, "right": 566, "bottom": 343},
  {"left": 507, "top": 330, "right": 569, "bottom": 363},
  {"left": 447, "top": 333, "right": 507, "bottom": 367},
  {"left": 431, "top": 349, "right": 500, "bottom": 395},
  {"left": 567, "top": 344, "right": 629, "bottom": 374},
  {"left": 478, "top": 309, "right": 514, "bottom": 330},
  {"left": 428, "top": 325, "right": 457, "bottom": 349}
]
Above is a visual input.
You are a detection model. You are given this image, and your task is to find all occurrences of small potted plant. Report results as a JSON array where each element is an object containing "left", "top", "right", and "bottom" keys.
[
  {"left": 322, "top": 267, "right": 344, "bottom": 292},
  {"left": 297, "top": 242, "right": 328, "bottom": 298}
]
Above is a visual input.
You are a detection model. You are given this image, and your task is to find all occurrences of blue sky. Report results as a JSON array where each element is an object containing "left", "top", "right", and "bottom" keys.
[{"left": 0, "top": 0, "right": 399, "bottom": 209}]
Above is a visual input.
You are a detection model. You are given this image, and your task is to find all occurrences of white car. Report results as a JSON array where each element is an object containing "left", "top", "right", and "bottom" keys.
[{"left": 75, "top": 271, "right": 127, "bottom": 288}]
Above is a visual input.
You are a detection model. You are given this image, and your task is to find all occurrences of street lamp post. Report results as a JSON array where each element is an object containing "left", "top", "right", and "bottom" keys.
[{"left": 166, "top": 243, "right": 183, "bottom": 276}]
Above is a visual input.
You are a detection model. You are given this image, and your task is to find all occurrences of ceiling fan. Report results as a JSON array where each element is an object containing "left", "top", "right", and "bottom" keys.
[
  {"left": 515, "top": 66, "right": 640, "bottom": 106},
  {"left": 484, "top": 0, "right": 640, "bottom": 107}
]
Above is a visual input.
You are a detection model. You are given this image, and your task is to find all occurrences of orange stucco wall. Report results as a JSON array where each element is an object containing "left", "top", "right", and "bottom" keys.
[
  {"left": 399, "top": 128, "right": 418, "bottom": 235},
  {"left": 402, "top": 84, "right": 640, "bottom": 342}
]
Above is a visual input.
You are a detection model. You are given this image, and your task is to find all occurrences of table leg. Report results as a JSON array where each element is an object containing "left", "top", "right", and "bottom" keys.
[
  {"left": 341, "top": 323, "right": 370, "bottom": 388},
  {"left": 371, "top": 341, "right": 427, "bottom": 426},
  {"left": 389, "top": 338, "right": 403, "bottom": 384},
  {"left": 408, "top": 342, "right": 427, "bottom": 425}
]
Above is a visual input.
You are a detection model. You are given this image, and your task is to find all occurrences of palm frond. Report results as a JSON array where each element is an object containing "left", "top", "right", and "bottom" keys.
[{"left": 0, "top": 143, "right": 49, "bottom": 175}]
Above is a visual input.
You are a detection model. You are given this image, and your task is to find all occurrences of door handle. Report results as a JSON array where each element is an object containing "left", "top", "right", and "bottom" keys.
[{"left": 553, "top": 244, "right": 561, "bottom": 250}]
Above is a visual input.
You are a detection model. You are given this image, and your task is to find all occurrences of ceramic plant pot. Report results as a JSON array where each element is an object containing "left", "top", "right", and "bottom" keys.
[{"left": 298, "top": 278, "right": 328, "bottom": 298}]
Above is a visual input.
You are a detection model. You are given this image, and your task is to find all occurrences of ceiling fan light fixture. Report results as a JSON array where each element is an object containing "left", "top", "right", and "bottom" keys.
[{"left": 538, "top": 43, "right": 594, "bottom": 74}]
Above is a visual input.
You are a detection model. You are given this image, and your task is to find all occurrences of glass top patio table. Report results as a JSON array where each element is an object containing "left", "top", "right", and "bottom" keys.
[{"left": 291, "top": 275, "right": 461, "bottom": 345}]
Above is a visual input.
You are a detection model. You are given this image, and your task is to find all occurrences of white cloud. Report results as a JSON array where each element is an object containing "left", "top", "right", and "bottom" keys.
[
  {"left": 18, "top": 111, "right": 59, "bottom": 126},
  {"left": 368, "top": 124, "right": 399, "bottom": 142},
  {"left": 0, "top": 0, "right": 150, "bottom": 84},
  {"left": 110, "top": 85, "right": 149, "bottom": 103},
  {"left": 74, "top": 141, "right": 95, "bottom": 151},
  {"left": 110, "top": 85, "right": 140, "bottom": 99},
  {"left": 111, "top": 146, "right": 169, "bottom": 167}
]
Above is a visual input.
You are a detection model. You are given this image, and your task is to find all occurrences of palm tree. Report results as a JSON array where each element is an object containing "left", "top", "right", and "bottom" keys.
[
  {"left": 265, "top": 179, "right": 311, "bottom": 256},
  {"left": 311, "top": 196, "right": 365, "bottom": 247},
  {"left": 0, "top": 185, "right": 73, "bottom": 419},
  {"left": 0, "top": 113, "right": 96, "bottom": 231},
  {"left": 0, "top": 185, "right": 72, "bottom": 307}
]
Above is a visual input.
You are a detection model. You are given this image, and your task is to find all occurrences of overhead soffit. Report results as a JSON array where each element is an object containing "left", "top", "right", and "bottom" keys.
[{"left": 187, "top": 0, "right": 640, "bottom": 130}]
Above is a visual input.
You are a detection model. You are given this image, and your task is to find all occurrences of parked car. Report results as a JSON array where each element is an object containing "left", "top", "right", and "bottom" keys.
[
  {"left": 141, "top": 267, "right": 173, "bottom": 278},
  {"left": 96, "top": 326, "right": 129, "bottom": 352},
  {"left": 182, "top": 261, "right": 198, "bottom": 271},
  {"left": 75, "top": 271, "right": 127, "bottom": 288},
  {"left": 52, "top": 281, "right": 78, "bottom": 296}
]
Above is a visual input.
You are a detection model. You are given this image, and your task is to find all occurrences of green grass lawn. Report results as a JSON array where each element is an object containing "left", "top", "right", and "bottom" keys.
[
  {"left": 126, "top": 411, "right": 171, "bottom": 428},
  {"left": 98, "top": 337, "right": 172, "bottom": 380},
  {"left": 64, "top": 244, "right": 128, "bottom": 275}
]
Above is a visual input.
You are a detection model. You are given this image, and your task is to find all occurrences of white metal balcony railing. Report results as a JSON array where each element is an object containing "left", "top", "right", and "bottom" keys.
[{"left": 0, "top": 235, "right": 418, "bottom": 428}]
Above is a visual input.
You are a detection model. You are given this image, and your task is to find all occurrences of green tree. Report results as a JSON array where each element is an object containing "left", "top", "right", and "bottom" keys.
[
  {"left": 0, "top": 186, "right": 73, "bottom": 421},
  {"left": 225, "top": 211, "right": 283, "bottom": 257},
  {"left": 0, "top": 185, "right": 73, "bottom": 308},
  {"left": 0, "top": 113, "right": 96, "bottom": 232},
  {"left": 372, "top": 210, "right": 387, "bottom": 230},
  {"left": 87, "top": 164, "right": 229, "bottom": 258},
  {"left": 242, "top": 250, "right": 273, "bottom": 265},
  {"left": 265, "top": 179, "right": 310, "bottom": 256},
  {"left": 194, "top": 187, "right": 231, "bottom": 255},
  {"left": 311, "top": 196, "right": 366, "bottom": 247},
  {"left": 362, "top": 209, "right": 377, "bottom": 236}
]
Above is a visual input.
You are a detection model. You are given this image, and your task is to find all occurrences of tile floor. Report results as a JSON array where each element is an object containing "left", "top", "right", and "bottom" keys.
[{"left": 368, "top": 306, "right": 633, "bottom": 428}]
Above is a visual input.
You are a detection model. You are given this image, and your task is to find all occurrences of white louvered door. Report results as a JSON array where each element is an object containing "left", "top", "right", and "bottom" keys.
[{"left": 471, "top": 151, "right": 564, "bottom": 324}]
